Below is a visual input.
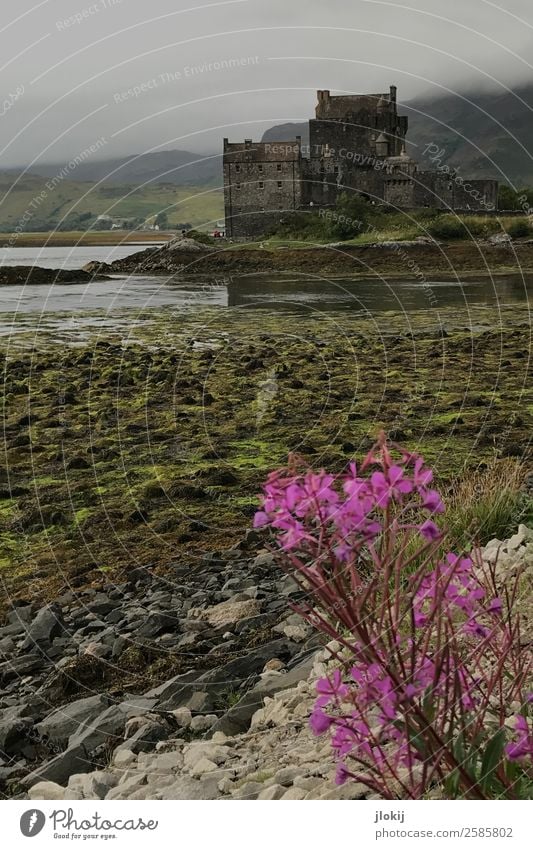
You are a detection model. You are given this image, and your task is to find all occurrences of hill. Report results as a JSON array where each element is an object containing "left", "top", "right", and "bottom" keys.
[
  {"left": 31, "top": 149, "right": 222, "bottom": 187},
  {"left": 0, "top": 173, "right": 224, "bottom": 232},
  {"left": 403, "top": 84, "right": 533, "bottom": 185}
]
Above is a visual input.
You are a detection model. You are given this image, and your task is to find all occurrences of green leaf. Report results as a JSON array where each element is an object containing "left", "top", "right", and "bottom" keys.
[{"left": 479, "top": 728, "right": 506, "bottom": 792}]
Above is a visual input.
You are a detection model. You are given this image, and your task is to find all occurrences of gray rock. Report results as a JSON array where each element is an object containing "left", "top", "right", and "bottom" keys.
[
  {"left": 112, "top": 636, "right": 128, "bottom": 658},
  {"left": 232, "top": 781, "right": 263, "bottom": 800},
  {"left": 69, "top": 705, "right": 126, "bottom": 752},
  {"left": 190, "top": 714, "right": 217, "bottom": 733},
  {"left": 21, "top": 744, "right": 90, "bottom": 788},
  {"left": 183, "top": 742, "right": 230, "bottom": 771},
  {"left": 156, "top": 777, "right": 218, "bottom": 800},
  {"left": 281, "top": 786, "right": 306, "bottom": 799},
  {"left": 118, "top": 696, "right": 158, "bottom": 717},
  {"left": 172, "top": 707, "right": 192, "bottom": 728},
  {"left": 209, "top": 654, "right": 315, "bottom": 736},
  {"left": 106, "top": 773, "right": 148, "bottom": 800},
  {"left": 0, "top": 716, "right": 32, "bottom": 756},
  {"left": 189, "top": 757, "right": 218, "bottom": 777},
  {"left": 113, "top": 749, "right": 137, "bottom": 769},
  {"left": 35, "top": 694, "right": 110, "bottom": 746},
  {"left": 0, "top": 636, "right": 15, "bottom": 656},
  {"left": 258, "top": 784, "right": 286, "bottom": 800},
  {"left": 21, "top": 604, "right": 64, "bottom": 650},
  {"left": 7, "top": 605, "right": 33, "bottom": 626},
  {"left": 274, "top": 766, "right": 304, "bottom": 786},
  {"left": 138, "top": 612, "right": 179, "bottom": 638},
  {"left": 0, "top": 654, "right": 43, "bottom": 684},
  {"left": 184, "top": 692, "right": 211, "bottom": 713},
  {"left": 117, "top": 720, "right": 170, "bottom": 755},
  {"left": 155, "top": 639, "right": 294, "bottom": 712},
  {"left": 66, "top": 770, "right": 118, "bottom": 800}
]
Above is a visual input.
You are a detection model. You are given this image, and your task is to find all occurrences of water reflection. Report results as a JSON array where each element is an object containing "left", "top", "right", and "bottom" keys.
[{"left": 226, "top": 274, "right": 533, "bottom": 312}]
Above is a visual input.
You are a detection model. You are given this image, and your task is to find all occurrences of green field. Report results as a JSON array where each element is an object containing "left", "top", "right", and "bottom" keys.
[{"left": 0, "top": 173, "right": 224, "bottom": 232}]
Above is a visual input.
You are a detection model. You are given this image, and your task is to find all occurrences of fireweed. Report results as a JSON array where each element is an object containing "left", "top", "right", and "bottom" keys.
[{"left": 254, "top": 434, "right": 532, "bottom": 799}]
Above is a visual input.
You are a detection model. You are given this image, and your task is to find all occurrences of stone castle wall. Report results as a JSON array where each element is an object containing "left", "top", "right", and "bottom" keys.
[{"left": 223, "top": 88, "right": 499, "bottom": 235}]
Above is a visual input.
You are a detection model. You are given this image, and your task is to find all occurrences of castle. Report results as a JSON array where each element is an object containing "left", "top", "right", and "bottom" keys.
[{"left": 223, "top": 86, "right": 498, "bottom": 237}]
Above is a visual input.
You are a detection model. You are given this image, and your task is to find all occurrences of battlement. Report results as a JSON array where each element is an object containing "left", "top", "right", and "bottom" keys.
[{"left": 315, "top": 85, "right": 398, "bottom": 120}]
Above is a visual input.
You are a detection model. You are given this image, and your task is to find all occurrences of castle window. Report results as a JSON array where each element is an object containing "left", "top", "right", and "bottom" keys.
[
  {"left": 258, "top": 164, "right": 263, "bottom": 171},
  {"left": 334, "top": 166, "right": 338, "bottom": 174},
  {"left": 236, "top": 183, "right": 241, "bottom": 189},
  {"left": 277, "top": 181, "right": 282, "bottom": 188},
  {"left": 259, "top": 182, "right": 264, "bottom": 189},
  {"left": 277, "top": 163, "right": 282, "bottom": 171},
  {"left": 235, "top": 164, "right": 240, "bottom": 172}
]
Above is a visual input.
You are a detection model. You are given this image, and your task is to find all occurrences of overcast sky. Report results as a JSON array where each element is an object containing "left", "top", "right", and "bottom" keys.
[{"left": 2, "top": 0, "right": 533, "bottom": 166}]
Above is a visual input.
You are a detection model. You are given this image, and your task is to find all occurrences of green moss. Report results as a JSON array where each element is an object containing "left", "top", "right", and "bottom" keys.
[{"left": 0, "top": 300, "right": 531, "bottom": 607}]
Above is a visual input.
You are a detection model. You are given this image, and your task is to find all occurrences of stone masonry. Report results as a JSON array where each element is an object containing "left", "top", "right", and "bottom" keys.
[{"left": 223, "top": 86, "right": 498, "bottom": 236}]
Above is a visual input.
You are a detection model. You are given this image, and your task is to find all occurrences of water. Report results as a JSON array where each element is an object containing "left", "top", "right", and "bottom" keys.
[
  {"left": 0, "top": 243, "right": 165, "bottom": 270},
  {"left": 0, "top": 245, "right": 531, "bottom": 342}
]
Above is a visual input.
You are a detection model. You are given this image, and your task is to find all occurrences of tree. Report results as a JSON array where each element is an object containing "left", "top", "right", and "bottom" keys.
[
  {"left": 155, "top": 212, "right": 169, "bottom": 229},
  {"left": 328, "top": 192, "right": 370, "bottom": 240}
]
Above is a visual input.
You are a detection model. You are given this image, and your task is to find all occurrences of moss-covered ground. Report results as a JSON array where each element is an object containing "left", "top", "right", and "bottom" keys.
[{"left": 1, "top": 300, "right": 531, "bottom": 611}]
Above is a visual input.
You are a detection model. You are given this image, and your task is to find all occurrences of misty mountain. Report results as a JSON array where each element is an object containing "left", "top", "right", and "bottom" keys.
[
  {"left": 261, "top": 84, "right": 533, "bottom": 187},
  {"left": 31, "top": 149, "right": 222, "bottom": 187},
  {"left": 403, "top": 84, "right": 533, "bottom": 186},
  {"left": 14, "top": 84, "right": 533, "bottom": 193}
]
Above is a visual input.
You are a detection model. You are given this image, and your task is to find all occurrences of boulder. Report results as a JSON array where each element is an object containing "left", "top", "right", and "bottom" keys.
[
  {"left": 66, "top": 771, "right": 118, "bottom": 800},
  {"left": 192, "top": 599, "right": 261, "bottom": 627},
  {"left": 28, "top": 781, "right": 66, "bottom": 800},
  {"left": 21, "top": 604, "right": 64, "bottom": 650},
  {"left": 69, "top": 704, "right": 126, "bottom": 752},
  {"left": 0, "top": 654, "right": 43, "bottom": 684},
  {"left": 209, "top": 654, "right": 315, "bottom": 736},
  {"left": 21, "top": 744, "right": 90, "bottom": 788},
  {"left": 138, "top": 612, "right": 179, "bottom": 638},
  {"left": 35, "top": 694, "right": 110, "bottom": 746},
  {"left": 0, "top": 716, "right": 33, "bottom": 756}
]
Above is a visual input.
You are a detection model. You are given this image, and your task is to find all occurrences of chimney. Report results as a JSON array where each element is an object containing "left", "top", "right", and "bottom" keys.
[{"left": 390, "top": 85, "right": 397, "bottom": 103}]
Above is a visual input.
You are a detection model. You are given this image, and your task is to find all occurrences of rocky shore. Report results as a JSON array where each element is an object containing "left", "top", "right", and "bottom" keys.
[
  {"left": 0, "top": 266, "right": 109, "bottom": 286},
  {"left": 1, "top": 526, "right": 531, "bottom": 801},
  {"left": 83, "top": 235, "right": 533, "bottom": 278},
  {"left": 0, "top": 536, "right": 322, "bottom": 799}
]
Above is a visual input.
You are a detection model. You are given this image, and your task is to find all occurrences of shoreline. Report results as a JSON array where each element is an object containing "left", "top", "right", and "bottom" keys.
[
  {"left": 0, "top": 231, "right": 173, "bottom": 249},
  {"left": 89, "top": 239, "right": 533, "bottom": 280}
]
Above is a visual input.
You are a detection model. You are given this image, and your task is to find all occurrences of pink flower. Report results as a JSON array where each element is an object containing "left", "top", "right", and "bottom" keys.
[
  {"left": 413, "top": 456, "right": 433, "bottom": 487},
  {"left": 419, "top": 520, "right": 442, "bottom": 540},
  {"left": 316, "top": 669, "right": 349, "bottom": 706},
  {"left": 309, "top": 709, "right": 333, "bottom": 736},
  {"left": 335, "top": 763, "right": 351, "bottom": 785},
  {"left": 253, "top": 511, "right": 269, "bottom": 528},
  {"left": 487, "top": 598, "right": 503, "bottom": 615},
  {"left": 371, "top": 465, "right": 413, "bottom": 509},
  {"left": 420, "top": 488, "right": 445, "bottom": 514},
  {"left": 505, "top": 716, "right": 533, "bottom": 761}
]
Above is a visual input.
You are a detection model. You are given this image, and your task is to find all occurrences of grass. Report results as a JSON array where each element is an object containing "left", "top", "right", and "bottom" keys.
[
  {"left": 444, "top": 458, "right": 529, "bottom": 548},
  {"left": 0, "top": 173, "right": 224, "bottom": 234},
  {"left": 262, "top": 210, "right": 532, "bottom": 247}
]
